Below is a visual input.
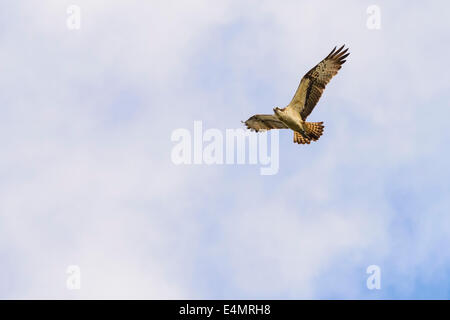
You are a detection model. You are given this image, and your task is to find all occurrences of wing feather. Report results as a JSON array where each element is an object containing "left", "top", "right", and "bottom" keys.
[
  {"left": 243, "top": 114, "right": 288, "bottom": 132},
  {"left": 288, "top": 45, "right": 349, "bottom": 120}
]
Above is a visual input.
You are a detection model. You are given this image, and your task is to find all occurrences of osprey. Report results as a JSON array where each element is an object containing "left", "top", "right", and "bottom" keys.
[{"left": 243, "top": 45, "right": 349, "bottom": 144}]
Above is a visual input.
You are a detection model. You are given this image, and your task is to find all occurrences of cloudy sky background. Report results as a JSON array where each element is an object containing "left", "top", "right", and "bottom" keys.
[{"left": 0, "top": 0, "right": 449, "bottom": 299}]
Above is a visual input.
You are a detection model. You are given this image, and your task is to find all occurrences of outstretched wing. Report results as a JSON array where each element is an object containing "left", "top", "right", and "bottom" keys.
[
  {"left": 243, "top": 114, "right": 288, "bottom": 132},
  {"left": 288, "top": 45, "right": 349, "bottom": 120}
]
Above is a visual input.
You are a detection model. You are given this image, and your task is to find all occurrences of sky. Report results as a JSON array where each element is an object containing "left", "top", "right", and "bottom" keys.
[{"left": 0, "top": 0, "right": 449, "bottom": 299}]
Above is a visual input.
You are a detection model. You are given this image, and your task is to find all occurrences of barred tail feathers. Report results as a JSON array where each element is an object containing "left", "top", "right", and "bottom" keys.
[{"left": 293, "top": 122, "right": 324, "bottom": 144}]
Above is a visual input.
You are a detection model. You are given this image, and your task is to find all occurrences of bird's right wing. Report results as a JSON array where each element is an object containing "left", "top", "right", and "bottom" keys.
[{"left": 243, "top": 114, "right": 288, "bottom": 132}]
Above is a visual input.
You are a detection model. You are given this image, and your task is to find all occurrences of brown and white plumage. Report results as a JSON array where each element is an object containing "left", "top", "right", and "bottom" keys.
[
  {"left": 244, "top": 45, "right": 349, "bottom": 144},
  {"left": 243, "top": 114, "right": 288, "bottom": 131}
]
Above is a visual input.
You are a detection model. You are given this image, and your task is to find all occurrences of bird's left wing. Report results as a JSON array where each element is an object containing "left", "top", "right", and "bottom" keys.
[
  {"left": 243, "top": 114, "right": 288, "bottom": 132},
  {"left": 288, "top": 45, "right": 349, "bottom": 120}
]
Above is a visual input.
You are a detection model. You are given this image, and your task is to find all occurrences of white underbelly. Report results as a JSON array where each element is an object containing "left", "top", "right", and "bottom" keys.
[{"left": 281, "top": 112, "right": 304, "bottom": 132}]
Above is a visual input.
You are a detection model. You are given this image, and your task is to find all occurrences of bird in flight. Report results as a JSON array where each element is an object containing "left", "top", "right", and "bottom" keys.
[{"left": 243, "top": 45, "right": 349, "bottom": 144}]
